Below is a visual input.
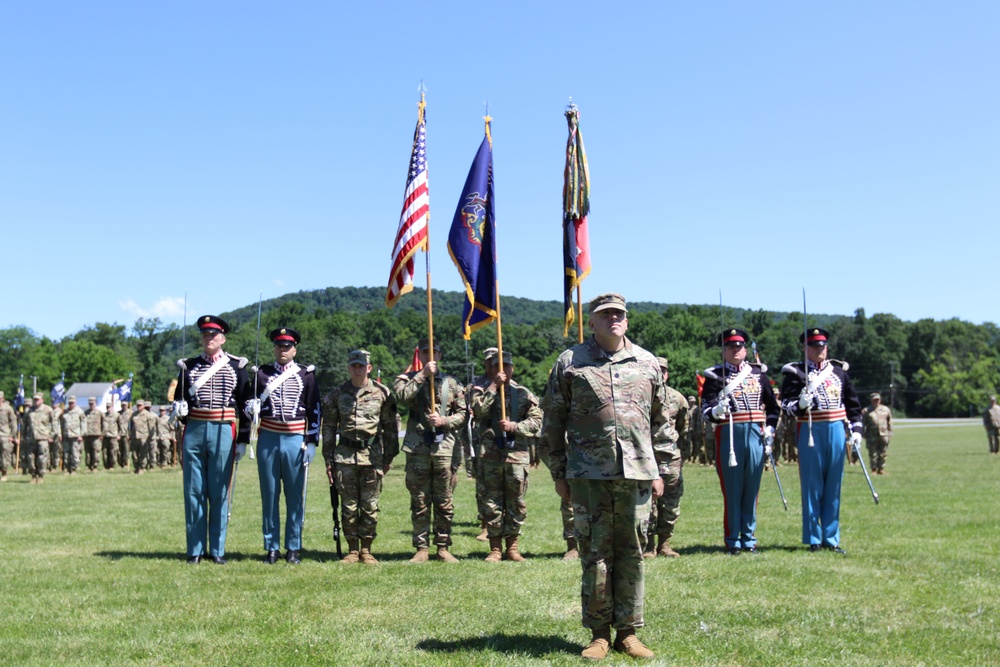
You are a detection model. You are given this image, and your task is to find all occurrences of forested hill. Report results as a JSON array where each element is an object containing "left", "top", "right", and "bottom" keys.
[{"left": 2, "top": 286, "right": 997, "bottom": 419}]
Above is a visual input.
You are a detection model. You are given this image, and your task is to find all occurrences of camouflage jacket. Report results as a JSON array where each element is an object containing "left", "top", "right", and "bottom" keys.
[
  {"left": 322, "top": 379, "right": 398, "bottom": 469},
  {"left": 862, "top": 404, "right": 893, "bottom": 441},
  {"left": 132, "top": 410, "right": 158, "bottom": 441},
  {"left": 542, "top": 336, "right": 668, "bottom": 481},
  {"left": 471, "top": 380, "right": 543, "bottom": 464},
  {"left": 652, "top": 385, "right": 688, "bottom": 473},
  {"left": 157, "top": 414, "right": 174, "bottom": 441},
  {"left": 983, "top": 405, "right": 1000, "bottom": 431},
  {"left": 85, "top": 408, "right": 105, "bottom": 437},
  {"left": 103, "top": 411, "right": 120, "bottom": 437},
  {"left": 0, "top": 402, "right": 17, "bottom": 439},
  {"left": 61, "top": 406, "right": 86, "bottom": 439},
  {"left": 25, "top": 404, "right": 58, "bottom": 440},
  {"left": 394, "top": 370, "right": 467, "bottom": 462}
]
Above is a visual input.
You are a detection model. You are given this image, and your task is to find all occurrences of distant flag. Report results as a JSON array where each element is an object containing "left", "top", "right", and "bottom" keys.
[
  {"left": 447, "top": 119, "right": 497, "bottom": 340},
  {"left": 562, "top": 103, "right": 592, "bottom": 338},
  {"left": 119, "top": 375, "right": 133, "bottom": 403},
  {"left": 404, "top": 347, "right": 424, "bottom": 374},
  {"left": 696, "top": 374, "right": 705, "bottom": 399},
  {"left": 14, "top": 375, "right": 25, "bottom": 410},
  {"left": 387, "top": 96, "right": 430, "bottom": 308},
  {"left": 51, "top": 372, "right": 66, "bottom": 406}
]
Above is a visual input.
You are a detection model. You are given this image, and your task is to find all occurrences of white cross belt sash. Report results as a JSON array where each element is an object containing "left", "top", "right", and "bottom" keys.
[
  {"left": 260, "top": 364, "right": 300, "bottom": 405},
  {"left": 189, "top": 355, "right": 232, "bottom": 396}
]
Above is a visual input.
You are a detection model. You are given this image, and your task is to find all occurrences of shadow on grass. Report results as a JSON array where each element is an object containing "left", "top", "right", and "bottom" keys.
[
  {"left": 95, "top": 550, "right": 257, "bottom": 562},
  {"left": 416, "top": 633, "right": 580, "bottom": 657}
]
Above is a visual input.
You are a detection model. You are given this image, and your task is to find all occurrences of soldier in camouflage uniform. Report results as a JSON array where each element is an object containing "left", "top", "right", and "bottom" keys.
[
  {"left": 861, "top": 392, "right": 893, "bottom": 474},
  {"left": 643, "top": 357, "right": 688, "bottom": 559},
  {"left": 60, "top": 396, "right": 86, "bottom": 474},
  {"left": 685, "top": 396, "right": 702, "bottom": 464},
  {"left": 394, "top": 337, "right": 467, "bottom": 563},
  {"left": 156, "top": 406, "right": 175, "bottom": 467},
  {"left": 83, "top": 397, "right": 104, "bottom": 471},
  {"left": 117, "top": 402, "right": 132, "bottom": 469},
  {"left": 542, "top": 293, "right": 667, "bottom": 660},
  {"left": 984, "top": 395, "right": 1000, "bottom": 455},
  {"left": 49, "top": 402, "right": 64, "bottom": 471},
  {"left": 468, "top": 348, "right": 497, "bottom": 542},
  {"left": 471, "top": 351, "right": 543, "bottom": 562},
  {"left": 102, "top": 403, "right": 119, "bottom": 469},
  {"left": 323, "top": 349, "right": 398, "bottom": 565},
  {"left": 0, "top": 391, "right": 18, "bottom": 481},
  {"left": 24, "top": 393, "right": 58, "bottom": 483},
  {"left": 131, "top": 400, "right": 158, "bottom": 474},
  {"left": 775, "top": 389, "right": 797, "bottom": 464}
]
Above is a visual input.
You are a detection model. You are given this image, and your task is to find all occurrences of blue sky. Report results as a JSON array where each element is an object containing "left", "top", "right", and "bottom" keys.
[{"left": 2, "top": 1, "right": 997, "bottom": 340}]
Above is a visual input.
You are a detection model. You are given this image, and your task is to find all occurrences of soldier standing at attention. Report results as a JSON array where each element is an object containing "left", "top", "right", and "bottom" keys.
[
  {"left": 156, "top": 406, "right": 175, "bottom": 467},
  {"left": 0, "top": 391, "right": 18, "bottom": 481},
  {"left": 702, "top": 329, "right": 780, "bottom": 555},
  {"left": 983, "top": 396, "right": 1000, "bottom": 455},
  {"left": 250, "top": 328, "right": 321, "bottom": 565},
  {"left": 102, "top": 402, "right": 119, "bottom": 470},
  {"left": 83, "top": 397, "right": 104, "bottom": 472},
  {"left": 132, "top": 401, "right": 158, "bottom": 474},
  {"left": 25, "top": 393, "right": 58, "bottom": 483},
  {"left": 861, "top": 392, "right": 893, "bottom": 474},
  {"left": 471, "top": 351, "right": 543, "bottom": 562},
  {"left": 174, "top": 315, "right": 252, "bottom": 565},
  {"left": 542, "top": 293, "right": 667, "bottom": 660},
  {"left": 468, "top": 348, "right": 497, "bottom": 542},
  {"left": 117, "top": 401, "right": 132, "bottom": 470},
  {"left": 643, "top": 357, "right": 688, "bottom": 559},
  {"left": 394, "top": 337, "right": 467, "bottom": 564},
  {"left": 60, "top": 396, "right": 86, "bottom": 475},
  {"left": 322, "top": 349, "right": 397, "bottom": 565},
  {"left": 781, "top": 327, "right": 862, "bottom": 555}
]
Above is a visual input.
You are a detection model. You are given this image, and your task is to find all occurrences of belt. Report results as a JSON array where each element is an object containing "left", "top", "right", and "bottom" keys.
[
  {"left": 260, "top": 418, "right": 305, "bottom": 434},
  {"left": 189, "top": 407, "right": 237, "bottom": 423},
  {"left": 339, "top": 435, "right": 376, "bottom": 449},
  {"left": 797, "top": 408, "right": 847, "bottom": 423}
]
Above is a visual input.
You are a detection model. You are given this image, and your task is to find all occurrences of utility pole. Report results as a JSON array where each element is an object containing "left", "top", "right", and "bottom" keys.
[
  {"left": 889, "top": 362, "right": 895, "bottom": 409},
  {"left": 31, "top": 376, "right": 38, "bottom": 397}
]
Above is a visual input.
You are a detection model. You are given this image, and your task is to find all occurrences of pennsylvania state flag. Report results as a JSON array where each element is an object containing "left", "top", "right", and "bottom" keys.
[{"left": 447, "top": 126, "right": 497, "bottom": 340}]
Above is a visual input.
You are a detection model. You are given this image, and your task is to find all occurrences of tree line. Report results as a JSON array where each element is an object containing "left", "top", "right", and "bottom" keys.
[{"left": 2, "top": 286, "right": 997, "bottom": 418}]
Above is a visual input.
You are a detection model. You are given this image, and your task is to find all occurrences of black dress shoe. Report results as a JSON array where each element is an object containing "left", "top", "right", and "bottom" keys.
[
  {"left": 285, "top": 550, "right": 301, "bottom": 565},
  {"left": 265, "top": 550, "right": 281, "bottom": 564},
  {"left": 808, "top": 544, "right": 822, "bottom": 552},
  {"left": 726, "top": 547, "right": 741, "bottom": 556},
  {"left": 745, "top": 546, "right": 761, "bottom": 555},
  {"left": 186, "top": 555, "right": 201, "bottom": 564},
  {"left": 824, "top": 545, "right": 847, "bottom": 555},
  {"left": 209, "top": 556, "right": 227, "bottom": 565}
]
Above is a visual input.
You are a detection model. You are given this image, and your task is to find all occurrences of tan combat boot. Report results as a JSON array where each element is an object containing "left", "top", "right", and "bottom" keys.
[
  {"left": 505, "top": 536, "right": 526, "bottom": 562},
  {"left": 581, "top": 627, "right": 611, "bottom": 660},
  {"left": 563, "top": 537, "right": 579, "bottom": 560},
  {"left": 341, "top": 539, "right": 360, "bottom": 564},
  {"left": 475, "top": 521, "right": 489, "bottom": 541},
  {"left": 436, "top": 546, "right": 459, "bottom": 563},
  {"left": 657, "top": 535, "right": 680, "bottom": 558},
  {"left": 359, "top": 538, "right": 378, "bottom": 565},
  {"left": 408, "top": 547, "right": 429, "bottom": 563},
  {"left": 484, "top": 536, "right": 503, "bottom": 563},
  {"left": 613, "top": 628, "right": 654, "bottom": 659}
]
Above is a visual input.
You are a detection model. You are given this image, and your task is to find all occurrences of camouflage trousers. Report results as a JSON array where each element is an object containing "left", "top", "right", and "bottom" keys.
[
  {"left": 27, "top": 439, "right": 49, "bottom": 477},
  {"left": 336, "top": 463, "right": 383, "bottom": 541},
  {"left": 471, "top": 455, "right": 487, "bottom": 523},
  {"left": 569, "top": 478, "right": 653, "bottom": 631},
  {"left": 84, "top": 436, "right": 101, "bottom": 471},
  {"left": 118, "top": 436, "right": 130, "bottom": 469},
  {"left": 102, "top": 436, "right": 117, "bottom": 469},
  {"left": 646, "top": 448, "right": 684, "bottom": 547},
  {"left": 481, "top": 459, "right": 529, "bottom": 538},
  {"left": 0, "top": 437, "right": 14, "bottom": 474},
  {"left": 158, "top": 439, "right": 175, "bottom": 467},
  {"left": 404, "top": 454, "right": 455, "bottom": 549},
  {"left": 988, "top": 429, "right": 1000, "bottom": 454},
  {"left": 48, "top": 439, "right": 62, "bottom": 470},
  {"left": 63, "top": 437, "right": 83, "bottom": 472},
  {"left": 865, "top": 437, "right": 889, "bottom": 472},
  {"left": 133, "top": 437, "right": 155, "bottom": 472}
]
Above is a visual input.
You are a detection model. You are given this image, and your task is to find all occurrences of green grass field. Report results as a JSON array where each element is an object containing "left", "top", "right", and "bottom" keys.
[{"left": 2, "top": 422, "right": 998, "bottom": 666}]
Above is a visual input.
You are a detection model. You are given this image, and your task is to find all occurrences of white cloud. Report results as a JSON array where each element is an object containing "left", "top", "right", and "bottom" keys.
[
  {"left": 273, "top": 279, "right": 285, "bottom": 287},
  {"left": 119, "top": 296, "right": 187, "bottom": 319}
]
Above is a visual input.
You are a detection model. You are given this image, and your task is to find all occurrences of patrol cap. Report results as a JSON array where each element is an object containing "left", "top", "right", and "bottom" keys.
[
  {"left": 870, "top": 392, "right": 881, "bottom": 400},
  {"left": 68, "top": 395, "right": 77, "bottom": 402},
  {"left": 347, "top": 349, "right": 371, "bottom": 366},
  {"left": 497, "top": 351, "right": 513, "bottom": 365},
  {"left": 687, "top": 395, "right": 697, "bottom": 403},
  {"left": 720, "top": 329, "right": 749, "bottom": 348},
  {"left": 269, "top": 327, "right": 301, "bottom": 346},
  {"left": 137, "top": 400, "right": 146, "bottom": 408},
  {"left": 159, "top": 406, "right": 167, "bottom": 412},
  {"left": 483, "top": 347, "right": 499, "bottom": 363},
  {"left": 589, "top": 293, "right": 628, "bottom": 314},
  {"left": 88, "top": 397, "right": 96, "bottom": 403},
  {"left": 198, "top": 315, "right": 230, "bottom": 334},
  {"left": 33, "top": 392, "right": 43, "bottom": 400},
  {"left": 656, "top": 357, "right": 669, "bottom": 371},
  {"left": 418, "top": 337, "right": 441, "bottom": 352},
  {"left": 800, "top": 327, "right": 830, "bottom": 346}
]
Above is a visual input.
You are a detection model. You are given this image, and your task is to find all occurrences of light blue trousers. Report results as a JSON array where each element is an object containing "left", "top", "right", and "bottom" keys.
[
  {"left": 714, "top": 422, "right": 765, "bottom": 549},
  {"left": 182, "top": 420, "right": 235, "bottom": 558},
  {"left": 797, "top": 420, "right": 845, "bottom": 547},
  {"left": 256, "top": 430, "right": 306, "bottom": 551}
]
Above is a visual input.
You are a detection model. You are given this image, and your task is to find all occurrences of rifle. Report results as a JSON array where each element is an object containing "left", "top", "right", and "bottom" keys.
[
  {"left": 329, "top": 474, "right": 342, "bottom": 558},
  {"left": 753, "top": 341, "right": 787, "bottom": 511},
  {"left": 850, "top": 436, "right": 880, "bottom": 504}
]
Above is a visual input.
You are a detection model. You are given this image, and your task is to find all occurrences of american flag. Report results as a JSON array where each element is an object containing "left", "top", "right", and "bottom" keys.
[{"left": 386, "top": 103, "right": 429, "bottom": 308}]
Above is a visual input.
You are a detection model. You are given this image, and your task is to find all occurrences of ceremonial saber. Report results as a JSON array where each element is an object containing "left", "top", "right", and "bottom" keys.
[
  {"left": 720, "top": 291, "right": 736, "bottom": 468},
  {"left": 227, "top": 456, "right": 239, "bottom": 520},
  {"left": 851, "top": 437, "right": 880, "bottom": 504},
  {"left": 768, "top": 447, "right": 788, "bottom": 510},
  {"left": 803, "top": 288, "right": 814, "bottom": 448},
  {"left": 301, "top": 446, "right": 310, "bottom": 530}
]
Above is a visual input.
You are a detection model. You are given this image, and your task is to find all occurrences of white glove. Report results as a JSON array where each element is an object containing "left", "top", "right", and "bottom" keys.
[
  {"left": 303, "top": 443, "right": 317, "bottom": 465},
  {"left": 235, "top": 444, "right": 247, "bottom": 461},
  {"left": 764, "top": 443, "right": 773, "bottom": 457},
  {"left": 764, "top": 425, "right": 775, "bottom": 441},
  {"left": 850, "top": 432, "right": 862, "bottom": 448},
  {"left": 244, "top": 399, "right": 261, "bottom": 419},
  {"left": 173, "top": 400, "right": 189, "bottom": 417},
  {"left": 798, "top": 391, "right": 814, "bottom": 410},
  {"left": 711, "top": 401, "right": 731, "bottom": 419}
]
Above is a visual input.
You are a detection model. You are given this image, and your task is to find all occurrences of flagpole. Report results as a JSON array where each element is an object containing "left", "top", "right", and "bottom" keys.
[
  {"left": 576, "top": 285, "right": 584, "bottom": 343},
  {"left": 418, "top": 91, "right": 436, "bottom": 413}
]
